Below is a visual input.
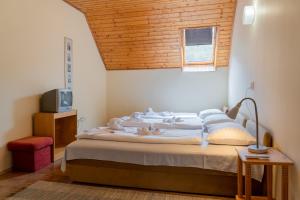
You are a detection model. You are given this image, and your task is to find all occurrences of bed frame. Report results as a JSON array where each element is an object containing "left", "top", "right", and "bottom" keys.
[
  {"left": 66, "top": 159, "right": 267, "bottom": 196},
  {"left": 66, "top": 123, "right": 272, "bottom": 197}
]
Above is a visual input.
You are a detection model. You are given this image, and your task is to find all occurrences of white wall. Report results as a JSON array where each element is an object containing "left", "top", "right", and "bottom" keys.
[
  {"left": 229, "top": 0, "right": 300, "bottom": 199},
  {"left": 107, "top": 68, "right": 228, "bottom": 118},
  {"left": 0, "top": 0, "right": 107, "bottom": 172}
]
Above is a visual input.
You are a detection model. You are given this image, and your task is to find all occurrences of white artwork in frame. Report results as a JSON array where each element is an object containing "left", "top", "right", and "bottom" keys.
[{"left": 64, "top": 37, "right": 73, "bottom": 90}]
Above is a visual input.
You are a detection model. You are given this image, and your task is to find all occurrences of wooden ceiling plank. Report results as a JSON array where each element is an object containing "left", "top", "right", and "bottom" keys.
[{"left": 65, "top": 0, "right": 236, "bottom": 70}]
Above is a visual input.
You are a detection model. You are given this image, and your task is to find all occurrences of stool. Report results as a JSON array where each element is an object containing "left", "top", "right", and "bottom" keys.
[{"left": 7, "top": 136, "right": 53, "bottom": 172}]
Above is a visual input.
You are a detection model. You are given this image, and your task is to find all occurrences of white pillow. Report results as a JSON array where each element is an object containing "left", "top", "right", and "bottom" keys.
[
  {"left": 199, "top": 109, "right": 223, "bottom": 119},
  {"left": 203, "top": 113, "right": 233, "bottom": 125},
  {"left": 207, "top": 122, "right": 256, "bottom": 146}
]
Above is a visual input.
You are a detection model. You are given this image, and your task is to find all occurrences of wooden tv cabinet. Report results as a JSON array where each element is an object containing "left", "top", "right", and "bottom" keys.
[{"left": 33, "top": 110, "right": 77, "bottom": 161}]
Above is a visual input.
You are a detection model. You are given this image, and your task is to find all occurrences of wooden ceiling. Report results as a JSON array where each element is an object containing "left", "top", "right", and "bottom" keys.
[{"left": 64, "top": 0, "right": 236, "bottom": 70}]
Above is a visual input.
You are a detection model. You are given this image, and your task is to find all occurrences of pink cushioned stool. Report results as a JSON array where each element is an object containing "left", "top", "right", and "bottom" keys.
[{"left": 7, "top": 136, "right": 53, "bottom": 172}]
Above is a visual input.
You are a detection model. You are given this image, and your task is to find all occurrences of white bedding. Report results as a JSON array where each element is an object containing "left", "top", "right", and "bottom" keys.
[
  {"left": 77, "top": 127, "right": 202, "bottom": 145},
  {"left": 122, "top": 117, "right": 203, "bottom": 130},
  {"left": 62, "top": 110, "right": 263, "bottom": 181},
  {"left": 62, "top": 133, "right": 263, "bottom": 181},
  {"left": 134, "top": 111, "right": 198, "bottom": 119}
]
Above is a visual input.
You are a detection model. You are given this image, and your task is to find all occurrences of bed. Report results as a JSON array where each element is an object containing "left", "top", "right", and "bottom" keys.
[{"left": 63, "top": 111, "right": 272, "bottom": 197}]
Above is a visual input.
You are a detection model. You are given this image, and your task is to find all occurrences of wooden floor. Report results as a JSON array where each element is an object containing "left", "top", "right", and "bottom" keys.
[
  {"left": 0, "top": 161, "right": 70, "bottom": 199},
  {"left": 0, "top": 160, "right": 233, "bottom": 200}
]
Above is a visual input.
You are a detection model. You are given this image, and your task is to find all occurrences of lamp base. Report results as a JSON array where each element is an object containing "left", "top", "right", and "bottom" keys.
[{"left": 248, "top": 145, "right": 269, "bottom": 154}]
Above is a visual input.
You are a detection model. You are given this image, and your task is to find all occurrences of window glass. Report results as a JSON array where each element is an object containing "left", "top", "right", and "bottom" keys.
[{"left": 183, "top": 27, "right": 216, "bottom": 64}]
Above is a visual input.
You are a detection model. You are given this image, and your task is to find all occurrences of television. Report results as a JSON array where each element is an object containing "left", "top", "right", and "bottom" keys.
[{"left": 40, "top": 89, "right": 72, "bottom": 113}]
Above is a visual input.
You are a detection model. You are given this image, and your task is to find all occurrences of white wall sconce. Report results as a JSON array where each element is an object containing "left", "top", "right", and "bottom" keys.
[{"left": 243, "top": 5, "right": 255, "bottom": 25}]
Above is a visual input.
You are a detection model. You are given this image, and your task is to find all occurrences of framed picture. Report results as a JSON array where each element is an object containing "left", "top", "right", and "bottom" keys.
[{"left": 64, "top": 37, "right": 73, "bottom": 90}]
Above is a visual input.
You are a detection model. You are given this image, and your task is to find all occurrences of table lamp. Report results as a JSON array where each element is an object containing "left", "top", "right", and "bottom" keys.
[{"left": 227, "top": 98, "right": 269, "bottom": 154}]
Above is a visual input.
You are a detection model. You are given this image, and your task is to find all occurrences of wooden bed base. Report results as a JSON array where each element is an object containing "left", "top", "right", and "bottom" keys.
[{"left": 66, "top": 159, "right": 265, "bottom": 197}]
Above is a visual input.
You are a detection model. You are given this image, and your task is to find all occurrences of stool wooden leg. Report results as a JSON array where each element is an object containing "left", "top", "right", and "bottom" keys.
[
  {"left": 282, "top": 166, "right": 289, "bottom": 200},
  {"left": 237, "top": 157, "right": 243, "bottom": 198},
  {"left": 267, "top": 165, "right": 273, "bottom": 200},
  {"left": 245, "top": 164, "right": 252, "bottom": 200}
]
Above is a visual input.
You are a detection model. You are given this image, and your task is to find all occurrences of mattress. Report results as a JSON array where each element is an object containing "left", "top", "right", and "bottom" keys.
[{"left": 62, "top": 135, "right": 263, "bottom": 181}]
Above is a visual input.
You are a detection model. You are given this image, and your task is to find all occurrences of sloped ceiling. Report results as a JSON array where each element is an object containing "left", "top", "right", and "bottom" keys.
[{"left": 64, "top": 0, "right": 236, "bottom": 70}]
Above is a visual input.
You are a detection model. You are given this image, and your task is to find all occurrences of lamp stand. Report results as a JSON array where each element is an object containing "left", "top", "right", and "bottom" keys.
[
  {"left": 228, "top": 97, "right": 270, "bottom": 154},
  {"left": 248, "top": 144, "right": 269, "bottom": 154}
]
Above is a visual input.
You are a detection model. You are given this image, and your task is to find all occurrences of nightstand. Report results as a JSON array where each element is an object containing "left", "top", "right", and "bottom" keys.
[
  {"left": 33, "top": 110, "right": 77, "bottom": 161},
  {"left": 236, "top": 147, "right": 293, "bottom": 200}
]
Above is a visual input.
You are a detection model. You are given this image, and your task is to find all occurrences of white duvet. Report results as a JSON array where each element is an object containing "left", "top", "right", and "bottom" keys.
[
  {"left": 133, "top": 111, "right": 198, "bottom": 119},
  {"left": 77, "top": 127, "right": 202, "bottom": 145},
  {"left": 121, "top": 117, "right": 203, "bottom": 130}
]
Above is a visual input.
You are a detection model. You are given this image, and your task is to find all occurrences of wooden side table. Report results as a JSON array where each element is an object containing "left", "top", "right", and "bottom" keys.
[
  {"left": 33, "top": 110, "right": 77, "bottom": 160},
  {"left": 236, "top": 148, "right": 293, "bottom": 200}
]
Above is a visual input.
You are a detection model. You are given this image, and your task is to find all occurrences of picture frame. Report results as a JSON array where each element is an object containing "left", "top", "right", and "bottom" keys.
[{"left": 64, "top": 37, "right": 73, "bottom": 90}]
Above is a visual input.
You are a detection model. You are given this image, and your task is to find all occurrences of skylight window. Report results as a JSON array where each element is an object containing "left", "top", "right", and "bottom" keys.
[{"left": 182, "top": 27, "right": 217, "bottom": 67}]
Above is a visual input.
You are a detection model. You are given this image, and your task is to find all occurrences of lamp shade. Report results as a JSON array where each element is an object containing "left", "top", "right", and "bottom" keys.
[
  {"left": 226, "top": 98, "right": 269, "bottom": 154},
  {"left": 227, "top": 102, "right": 242, "bottom": 119}
]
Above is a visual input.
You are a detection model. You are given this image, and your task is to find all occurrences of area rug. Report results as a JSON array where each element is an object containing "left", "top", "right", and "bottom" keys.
[{"left": 7, "top": 181, "right": 233, "bottom": 200}]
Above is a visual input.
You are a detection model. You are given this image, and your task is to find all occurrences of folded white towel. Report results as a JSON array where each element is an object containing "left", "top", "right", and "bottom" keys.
[
  {"left": 163, "top": 118, "right": 173, "bottom": 123},
  {"left": 120, "top": 116, "right": 130, "bottom": 120},
  {"left": 107, "top": 118, "right": 124, "bottom": 130},
  {"left": 163, "top": 117, "right": 184, "bottom": 123},
  {"left": 130, "top": 112, "right": 143, "bottom": 120},
  {"left": 154, "top": 118, "right": 203, "bottom": 130},
  {"left": 143, "top": 108, "right": 173, "bottom": 119},
  {"left": 158, "top": 111, "right": 173, "bottom": 117},
  {"left": 144, "top": 107, "right": 155, "bottom": 115}
]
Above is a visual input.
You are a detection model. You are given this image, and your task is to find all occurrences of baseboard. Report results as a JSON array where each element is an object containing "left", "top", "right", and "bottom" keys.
[{"left": 0, "top": 168, "right": 11, "bottom": 175}]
